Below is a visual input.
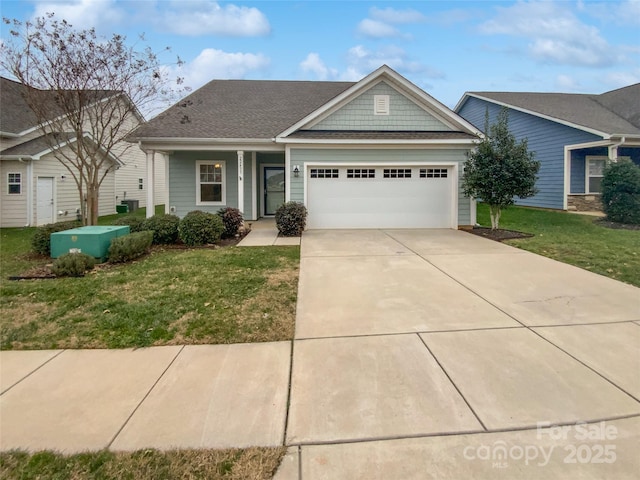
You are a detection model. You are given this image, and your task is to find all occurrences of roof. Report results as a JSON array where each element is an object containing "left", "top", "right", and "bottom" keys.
[
  {"left": 130, "top": 80, "right": 355, "bottom": 140},
  {"left": 459, "top": 84, "right": 640, "bottom": 137},
  {"left": 287, "top": 130, "right": 477, "bottom": 141},
  {"left": 0, "top": 76, "right": 120, "bottom": 136}
]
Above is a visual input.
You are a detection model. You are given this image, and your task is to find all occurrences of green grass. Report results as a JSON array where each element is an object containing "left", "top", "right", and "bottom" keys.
[
  {"left": 477, "top": 203, "right": 640, "bottom": 286},
  {"left": 0, "top": 447, "right": 286, "bottom": 479},
  {"left": 1, "top": 220, "right": 299, "bottom": 350},
  {"left": 97, "top": 204, "right": 165, "bottom": 225}
]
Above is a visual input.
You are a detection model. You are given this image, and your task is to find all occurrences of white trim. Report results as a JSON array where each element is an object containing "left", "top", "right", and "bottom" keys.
[
  {"left": 563, "top": 145, "right": 572, "bottom": 210},
  {"left": 195, "top": 160, "right": 227, "bottom": 206},
  {"left": 164, "top": 153, "right": 170, "bottom": 214},
  {"left": 35, "top": 176, "right": 55, "bottom": 226},
  {"left": 457, "top": 93, "right": 610, "bottom": 138},
  {"left": 26, "top": 160, "right": 33, "bottom": 226},
  {"left": 470, "top": 197, "right": 477, "bottom": 226},
  {"left": 285, "top": 145, "right": 291, "bottom": 202},
  {"left": 134, "top": 138, "right": 284, "bottom": 151},
  {"left": 7, "top": 172, "right": 23, "bottom": 195},
  {"left": 277, "top": 137, "right": 477, "bottom": 146},
  {"left": 278, "top": 65, "right": 480, "bottom": 138},
  {"left": 145, "top": 150, "right": 155, "bottom": 218},
  {"left": 237, "top": 150, "right": 244, "bottom": 214},
  {"left": 251, "top": 152, "right": 257, "bottom": 220},
  {"left": 302, "top": 160, "right": 459, "bottom": 229}
]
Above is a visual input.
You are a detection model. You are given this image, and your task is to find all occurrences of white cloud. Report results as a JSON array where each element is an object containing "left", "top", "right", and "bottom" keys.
[
  {"left": 158, "top": 1, "right": 270, "bottom": 37},
  {"left": 555, "top": 74, "right": 581, "bottom": 90},
  {"left": 300, "top": 53, "right": 337, "bottom": 81},
  {"left": 32, "top": 0, "right": 125, "bottom": 29},
  {"left": 580, "top": 0, "right": 640, "bottom": 26},
  {"left": 356, "top": 19, "right": 400, "bottom": 38},
  {"left": 369, "top": 7, "right": 426, "bottom": 24},
  {"left": 479, "top": 1, "right": 619, "bottom": 67},
  {"left": 178, "top": 48, "right": 270, "bottom": 89},
  {"left": 602, "top": 69, "right": 640, "bottom": 88}
]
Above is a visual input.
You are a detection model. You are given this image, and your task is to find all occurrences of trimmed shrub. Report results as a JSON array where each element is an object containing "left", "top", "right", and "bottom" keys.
[
  {"left": 113, "top": 215, "right": 145, "bottom": 233},
  {"left": 217, "top": 207, "right": 244, "bottom": 238},
  {"left": 51, "top": 252, "right": 96, "bottom": 277},
  {"left": 275, "top": 201, "right": 307, "bottom": 236},
  {"left": 141, "top": 214, "right": 180, "bottom": 244},
  {"left": 601, "top": 160, "right": 640, "bottom": 225},
  {"left": 178, "top": 210, "right": 224, "bottom": 246},
  {"left": 108, "top": 231, "right": 154, "bottom": 263},
  {"left": 32, "top": 220, "right": 81, "bottom": 256}
]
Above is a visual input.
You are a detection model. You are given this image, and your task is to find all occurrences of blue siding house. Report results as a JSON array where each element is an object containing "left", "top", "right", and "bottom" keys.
[
  {"left": 455, "top": 84, "right": 640, "bottom": 211},
  {"left": 129, "top": 66, "right": 482, "bottom": 229}
]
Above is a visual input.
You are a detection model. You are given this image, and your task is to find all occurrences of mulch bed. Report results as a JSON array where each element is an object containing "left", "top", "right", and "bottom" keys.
[{"left": 465, "top": 227, "right": 534, "bottom": 242}]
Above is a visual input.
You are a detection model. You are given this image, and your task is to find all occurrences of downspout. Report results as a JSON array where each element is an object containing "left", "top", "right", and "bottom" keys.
[
  {"left": 608, "top": 136, "right": 626, "bottom": 162},
  {"left": 18, "top": 157, "right": 33, "bottom": 226}
]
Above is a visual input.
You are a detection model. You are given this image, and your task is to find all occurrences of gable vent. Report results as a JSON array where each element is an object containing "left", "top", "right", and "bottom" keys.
[{"left": 374, "top": 95, "right": 389, "bottom": 115}]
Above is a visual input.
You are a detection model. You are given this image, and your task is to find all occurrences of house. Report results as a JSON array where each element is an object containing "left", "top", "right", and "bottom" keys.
[
  {"left": 128, "top": 65, "right": 481, "bottom": 229},
  {"left": 0, "top": 77, "right": 167, "bottom": 227},
  {"left": 455, "top": 84, "right": 640, "bottom": 211}
]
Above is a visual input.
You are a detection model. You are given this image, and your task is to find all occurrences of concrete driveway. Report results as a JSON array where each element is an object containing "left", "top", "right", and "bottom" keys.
[{"left": 283, "top": 229, "right": 640, "bottom": 478}]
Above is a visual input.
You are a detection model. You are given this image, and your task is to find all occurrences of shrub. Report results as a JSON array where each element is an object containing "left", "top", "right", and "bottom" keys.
[
  {"left": 601, "top": 160, "right": 640, "bottom": 225},
  {"left": 217, "top": 207, "right": 244, "bottom": 238},
  {"left": 141, "top": 214, "right": 180, "bottom": 244},
  {"left": 108, "top": 231, "right": 154, "bottom": 263},
  {"left": 113, "top": 215, "right": 145, "bottom": 233},
  {"left": 51, "top": 252, "right": 96, "bottom": 277},
  {"left": 275, "top": 201, "right": 307, "bottom": 236},
  {"left": 32, "top": 220, "right": 81, "bottom": 256},
  {"left": 178, "top": 210, "right": 224, "bottom": 246}
]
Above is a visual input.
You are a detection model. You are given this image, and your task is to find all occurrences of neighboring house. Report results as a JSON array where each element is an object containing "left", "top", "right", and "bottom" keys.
[
  {"left": 455, "top": 84, "right": 640, "bottom": 211},
  {"left": 128, "top": 65, "right": 481, "bottom": 229},
  {"left": 0, "top": 77, "right": 166, "bottom": 227}
]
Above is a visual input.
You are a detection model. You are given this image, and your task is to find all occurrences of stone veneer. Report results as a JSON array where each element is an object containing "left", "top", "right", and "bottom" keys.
[{"left": 567, "top": 194, "right": 603, "bottom": 212}]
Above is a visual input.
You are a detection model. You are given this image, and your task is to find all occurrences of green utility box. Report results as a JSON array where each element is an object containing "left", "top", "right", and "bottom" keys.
[
  {"left": 116, "top": 204, "right": 128, "bottom": 214},
  {"left": 50, "top": 226, "right": 130, "bottom": 260}
]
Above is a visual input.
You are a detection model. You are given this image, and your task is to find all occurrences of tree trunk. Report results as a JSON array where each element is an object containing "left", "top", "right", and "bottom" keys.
[
  {"left": 489, "top": 204, "right": 502, "bottom": 230},
  {"left": 86, "top": 186, "right": 100, "bottom": 225}
]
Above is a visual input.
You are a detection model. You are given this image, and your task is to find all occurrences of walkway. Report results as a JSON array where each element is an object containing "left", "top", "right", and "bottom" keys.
[{"left": 237, "top": 218, "right": 300, "bottom": 246}]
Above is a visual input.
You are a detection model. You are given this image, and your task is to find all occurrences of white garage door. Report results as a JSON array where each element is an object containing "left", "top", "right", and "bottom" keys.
[{"left": 307, "top": 166, "right": 454, "bottom": 229}]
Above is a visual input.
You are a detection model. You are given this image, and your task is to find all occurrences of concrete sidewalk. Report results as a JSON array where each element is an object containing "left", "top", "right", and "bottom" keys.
[
  {"left": 237, "top": 218, "right": 300, "bottom": 246},
  {"left": 1, "top": 228, "right": 639, "bottom": 479}
]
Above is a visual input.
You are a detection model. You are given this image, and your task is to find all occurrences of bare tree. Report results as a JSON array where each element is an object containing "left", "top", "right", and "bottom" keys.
[{"left": 1, "top": 14, "right": 184, "bottom": 224}]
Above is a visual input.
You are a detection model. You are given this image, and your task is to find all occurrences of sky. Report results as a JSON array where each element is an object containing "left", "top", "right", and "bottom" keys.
[{"left": 1, "top": 0, "right": 639, "bottom": 113}]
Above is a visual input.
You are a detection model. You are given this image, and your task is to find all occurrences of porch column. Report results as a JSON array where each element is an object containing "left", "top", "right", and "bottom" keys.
[
  {"left": 146, "top": 150, "right": 155, "bottom": 218},
  {"left": 237, "top": 150, "right": 244, "bottom": 213}
]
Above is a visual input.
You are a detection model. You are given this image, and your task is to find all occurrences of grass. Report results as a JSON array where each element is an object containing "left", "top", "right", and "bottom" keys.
[
  {"left": 0, "top": 447, "right": 287, "bottom": 480},
  {"left": 477, "top": 203, "right": 640, "bottom": 287},
  {"left": 1, "top": 219, "right": 299, "bottom": 350}
]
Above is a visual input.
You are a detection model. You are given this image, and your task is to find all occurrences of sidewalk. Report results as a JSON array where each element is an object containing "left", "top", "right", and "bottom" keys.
[{"left": 237, "top": 218, "right": 300, "bottom": 246}]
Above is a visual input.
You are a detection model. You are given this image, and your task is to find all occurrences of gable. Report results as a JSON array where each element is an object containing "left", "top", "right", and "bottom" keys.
[{"left": 309, "top": 81, "right": 452, "bottom": 132}]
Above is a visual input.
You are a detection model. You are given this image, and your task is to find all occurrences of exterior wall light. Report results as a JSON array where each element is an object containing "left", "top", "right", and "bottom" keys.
[{"left": 293, "top": 165, "right": 300, "bottom": 177}]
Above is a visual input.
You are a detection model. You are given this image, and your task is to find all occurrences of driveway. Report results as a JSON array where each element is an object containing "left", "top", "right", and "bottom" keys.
[{"left": 283, "top": 229, "right": 640, "bottom": 479}]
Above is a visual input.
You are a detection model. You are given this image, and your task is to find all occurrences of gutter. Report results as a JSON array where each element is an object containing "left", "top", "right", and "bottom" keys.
[{"left": 609, "top": 136, "right": 626, "bottom": 161}]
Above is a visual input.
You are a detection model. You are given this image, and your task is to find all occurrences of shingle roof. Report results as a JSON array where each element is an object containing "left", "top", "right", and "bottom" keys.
[
  {"left": 0, "top": 132, "right": 103, "bottom": 159},
  {"left": 288, "top": 130, "right": 477, "bottom": 140},
  {"left": 1, "top": 77, "right": 119, "bottom": 136},
  {"left": 130, "top": 79, "right": 356, "bottom": 140},
  {"left": 466, "top": 84, "right": 640, "bottom": 136}
]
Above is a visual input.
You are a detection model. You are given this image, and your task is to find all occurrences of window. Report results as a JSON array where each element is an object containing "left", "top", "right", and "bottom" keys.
[
  {"left": 138, "top": 178, "right": 144, "bottom": 190},
  {"left": 310, "top": 168, "right": 339, "bottom": 179},
  {"left": 586, "top": 157, "right": 606, "bottom": 193},
  {"left": 374, "top": 95, "right": 389, "bottom": 115},
  {"left": 420, "top": 168, "right": 448, "bottom": 178},
  {"left": 196, "top": 161, "right": 225, "bottom": 204},
  {"left": 347, "top": 169, "right": 375, "bottom": 179},
  {"left": 383, "top": 168, "right": 411, "bottom": 178},
  {"left": 8, "top": 173, "right": 21, "bottom": 194}
]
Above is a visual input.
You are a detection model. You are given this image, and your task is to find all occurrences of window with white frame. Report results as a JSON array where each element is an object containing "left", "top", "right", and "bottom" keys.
[
  {"left": 8, "top": 173, "right": 21, "bottom": 194},
  {"left": 586, "top": 156, "right": 606, "bottom": 193},
  {"left": 196, "top": 161, "right": 225, "bottom": 204}
]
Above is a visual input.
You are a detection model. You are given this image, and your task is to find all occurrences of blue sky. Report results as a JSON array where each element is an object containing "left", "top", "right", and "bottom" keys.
[{"left": 1, "top": 0, "right": 639, "bottom": 110}]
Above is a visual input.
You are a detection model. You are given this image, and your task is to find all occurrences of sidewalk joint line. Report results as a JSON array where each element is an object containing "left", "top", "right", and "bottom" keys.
[
  {"left": 282, "top": 340, "right": 295, "bottom": 446},
  {"left": 106, "top": 345, "right": 186, "bottom": 449},
  {"left": 1, "top": 349, "right": 66, "bottom": 396}
]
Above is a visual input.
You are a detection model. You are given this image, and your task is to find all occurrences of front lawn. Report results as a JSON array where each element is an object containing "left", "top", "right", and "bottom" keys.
[
  {"left": 0, "top": 447, "right": 286, "bottom": 480},
  {"left": 476, "top": 204, "right": 640, "bottom": 287},
  {"left": 1, "top": 227, "right": 299, "bottom": 350}
]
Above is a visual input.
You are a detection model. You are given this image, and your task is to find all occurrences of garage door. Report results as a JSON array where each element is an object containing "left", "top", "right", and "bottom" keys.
[{"left": 307, "top": 166, "right": 453, "bottom": 229}]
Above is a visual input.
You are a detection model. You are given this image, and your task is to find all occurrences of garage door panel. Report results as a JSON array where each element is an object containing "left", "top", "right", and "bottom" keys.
[{"left": 307, "top": 166, "right": 453, "bottom": 229}]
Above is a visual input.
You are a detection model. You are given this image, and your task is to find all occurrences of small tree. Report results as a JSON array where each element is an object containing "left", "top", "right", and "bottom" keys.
[
  {"left": 601, "top": 160, "right": 640, "bottom": 225},
  {"left": 1, "top": 14, "right": 184, "bottom": 225},
  {"left": 462, "top": 108, "right": 540, "bottom": 229}
]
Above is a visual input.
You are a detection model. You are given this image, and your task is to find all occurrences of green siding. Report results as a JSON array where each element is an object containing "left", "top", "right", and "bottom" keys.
[
  {"left": 289, "top": 148, "right": 471, "bottom": 226},
  {"left": 169, "top": 151, "right": 238, "bottom": 217},
  {"left": 311, "top": 81, "right": 451, "bottom": 131}
]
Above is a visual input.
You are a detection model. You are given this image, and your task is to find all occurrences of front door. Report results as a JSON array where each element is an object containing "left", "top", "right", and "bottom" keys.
[
  {"left": 36, "top": 177, "right": 54, "bottom": 225},
  {"left": 264, "top": 166, "right": 285, "bottom": 215}
]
